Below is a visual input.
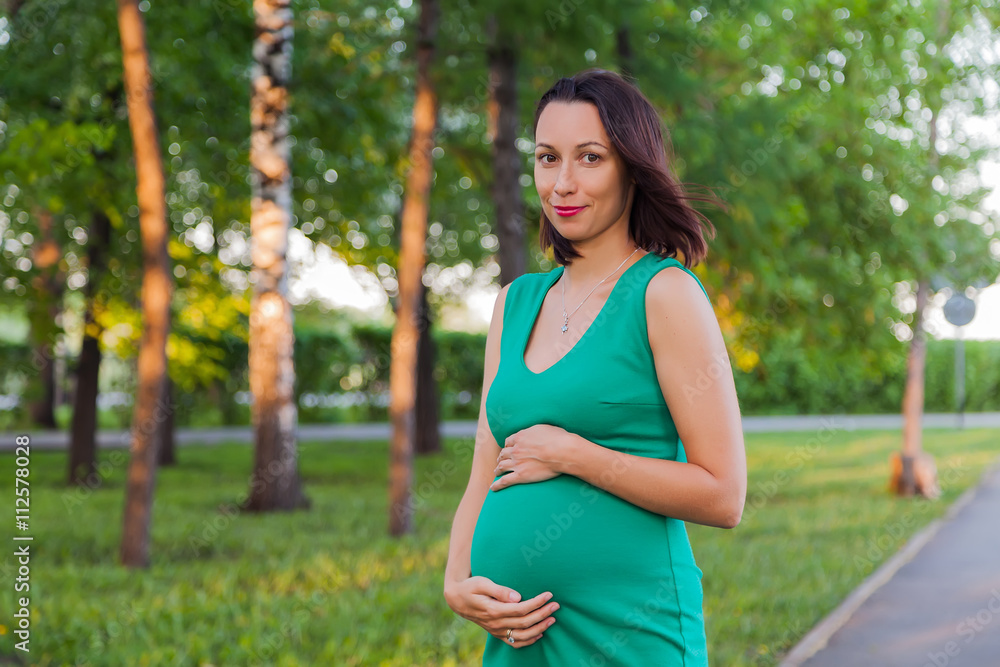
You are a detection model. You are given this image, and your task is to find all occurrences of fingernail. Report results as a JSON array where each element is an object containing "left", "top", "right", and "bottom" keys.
[
  {"left": 547, "top": 618, "right": 556, "bottom": 626},
  {"left": 509, "top": 592, "right": 518, "bottom": 601}
]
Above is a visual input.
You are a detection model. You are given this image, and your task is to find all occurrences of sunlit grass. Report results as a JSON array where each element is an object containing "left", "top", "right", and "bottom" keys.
[{"left": 0, "top": 427, "right": 997, "bottom": 665}]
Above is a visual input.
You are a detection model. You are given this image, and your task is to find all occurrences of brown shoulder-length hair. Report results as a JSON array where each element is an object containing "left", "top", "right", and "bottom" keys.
[{"left": 532, "top": 69, "right": 721, "bottom": 268}]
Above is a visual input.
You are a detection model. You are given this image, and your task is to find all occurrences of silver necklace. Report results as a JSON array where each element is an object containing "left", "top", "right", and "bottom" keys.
[{"left": 560, "top": 246, "right": 641, "bottom": 334}]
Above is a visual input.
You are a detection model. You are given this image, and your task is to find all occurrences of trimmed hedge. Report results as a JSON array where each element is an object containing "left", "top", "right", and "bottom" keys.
[{"left": 1, "top": 332, "right": 998, "bottom": 429}]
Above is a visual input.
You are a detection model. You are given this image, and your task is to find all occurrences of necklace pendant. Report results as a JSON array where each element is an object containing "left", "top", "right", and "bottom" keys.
[
  {"left": 561, "top": 312, "right": 569, "bottom": 334},
  {"left": 561, "top": 323, "right": 568, "bottom": 334}
]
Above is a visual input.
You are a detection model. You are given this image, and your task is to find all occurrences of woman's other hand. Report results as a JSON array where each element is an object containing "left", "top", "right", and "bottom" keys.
[
  {"left": 443, "top": 576, "right": 559, "bottom": 648},
  {"left": 491, "top": 424, "right": 573, "bottom": 491}
]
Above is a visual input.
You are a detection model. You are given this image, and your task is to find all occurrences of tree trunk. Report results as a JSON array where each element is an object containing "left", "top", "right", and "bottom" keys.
[
  {"left": 158, "top": 375, "right": 176, "bottom": 466},
  {"left": 28, "top": 207, "right": 63, "bottom": 429},
  {"left": 617, "top": 25, "right": 634, "bottom": 82},
  {"left": 68, "top": 209, "right": 111, "bottom": 486},
  {"left": 28, "top": 342, "right": 58, "bottom": 429},
  {"left": 891, "top": 13, "right": 945, "bottom": 499},
  {"left": 117, "top": 0, "right": 172, "bottom": 568},
  {"left": 244, "top": 0, "right": 309, "bottom": 512},
  {"left": 6, "top": 0, "right": 26, "bottom": 20},
  {"left": 415, "top": 281, "right": 441, "bottom": 455},
  {"left": 892, "top": 278, "right": 938, "bottom": 497},
  {"left": 389, "top": 0, "right": 439, "bottom": 536},
  {"left": 486, "top": 15, "right": 526, "bottom": 287}
]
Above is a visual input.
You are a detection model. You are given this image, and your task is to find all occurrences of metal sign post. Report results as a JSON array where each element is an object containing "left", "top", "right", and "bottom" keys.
[{"left": 943, "top": 292, "right": 976, "bottom": 429}]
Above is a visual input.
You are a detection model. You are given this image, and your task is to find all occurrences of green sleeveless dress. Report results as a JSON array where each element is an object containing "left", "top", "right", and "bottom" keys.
[{"left": 470, "top": 251, "right": 710, "bottom": 666}]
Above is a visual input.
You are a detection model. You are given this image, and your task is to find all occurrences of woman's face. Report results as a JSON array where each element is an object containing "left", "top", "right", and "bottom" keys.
[{"left": 534, "top": 101, "right": 634, "bottom": 246}]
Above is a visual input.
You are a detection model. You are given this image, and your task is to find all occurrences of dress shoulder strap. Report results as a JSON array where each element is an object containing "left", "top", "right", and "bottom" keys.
[
  {"left": 629, "top": 253, "right": 710, "bottom": 302},
  {"left": 498, "top": 269, "right": 557, "bottom": 356}
]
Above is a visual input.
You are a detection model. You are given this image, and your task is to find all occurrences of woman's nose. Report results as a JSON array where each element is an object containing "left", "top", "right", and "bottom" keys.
[{"left": 554, "top": 165, "right": 576, "bottom": 195}]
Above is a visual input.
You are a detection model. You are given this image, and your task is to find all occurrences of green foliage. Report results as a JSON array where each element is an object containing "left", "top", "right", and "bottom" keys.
[
  {"left": 2, "top": 334, "right": 998, "bottom": 431},
  {"left": 2, "top": 0, "right": 999, "bottom": 438},
  {"left": 734, "top": 335, "right": 1000, "bottom": 414},
  {"left": 924, "top": 338, "right": 1000, "bottom": 412},
  {"left": 2, "top": 429, "right": 998, "bottom": 665}
]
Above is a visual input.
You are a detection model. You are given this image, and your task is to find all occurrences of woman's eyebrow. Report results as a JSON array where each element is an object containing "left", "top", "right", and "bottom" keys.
[{"left": 535, "top": 141, "right": 608, "bottom": 151}]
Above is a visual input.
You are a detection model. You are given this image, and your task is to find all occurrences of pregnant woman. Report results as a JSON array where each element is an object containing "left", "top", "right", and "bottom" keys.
[{"left": 443, "top": 69, "right": 746, "bottom": 666}]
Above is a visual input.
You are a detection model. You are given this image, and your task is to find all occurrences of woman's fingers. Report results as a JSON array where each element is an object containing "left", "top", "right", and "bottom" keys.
[
  {"left": 493, "top": 628, "right": 542, "bottom": 647},
  {"left": 484, "top": 590, "right": 552, "bottom": 619},
  {"left": 485, "top": 594, "right": 560, "bottom": 644},
  {"left": 492, "top": 612, "right": 557, "bottom": 648},
  {"left": 506, "top": 598, "right": 560, "bottom": 629}
]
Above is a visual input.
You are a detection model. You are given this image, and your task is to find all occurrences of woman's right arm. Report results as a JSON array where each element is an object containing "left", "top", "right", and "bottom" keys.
[
  {"left": 443, "top": 282, "right": 509, "bottom": 593},
  {"left": 442, "top": 281, "right": 560, "bottom": 648}
]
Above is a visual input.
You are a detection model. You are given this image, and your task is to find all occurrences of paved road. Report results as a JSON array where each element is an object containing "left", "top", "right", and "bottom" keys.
[
  {"left": 2, "top": 412, "right": 999, "bottom": 451},
  {"left": 783, "top": 460, "right": 1000, "bottom": 667}
]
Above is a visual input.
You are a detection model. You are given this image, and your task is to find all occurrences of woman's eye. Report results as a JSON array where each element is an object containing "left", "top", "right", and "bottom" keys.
[
  {"left": 584, "top": 153, "right": 600, "bottom": 163},
  {"left": 536, "top": 154, "right": 553, "bottom": 163}
]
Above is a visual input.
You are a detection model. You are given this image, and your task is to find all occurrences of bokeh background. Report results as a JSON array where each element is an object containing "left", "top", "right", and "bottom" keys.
[{"left": 1, "top": 0, "right": 999, "bottom": 665}]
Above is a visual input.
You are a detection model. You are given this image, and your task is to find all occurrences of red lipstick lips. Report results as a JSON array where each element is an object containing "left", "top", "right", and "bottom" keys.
[{"left": 553, "top": 206, "right": 586, "bottom": 217}]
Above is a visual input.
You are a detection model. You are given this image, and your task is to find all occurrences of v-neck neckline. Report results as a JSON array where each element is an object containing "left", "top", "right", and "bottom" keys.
[{"left": 520, "top": 252, "right": 654, "bottom": 376}]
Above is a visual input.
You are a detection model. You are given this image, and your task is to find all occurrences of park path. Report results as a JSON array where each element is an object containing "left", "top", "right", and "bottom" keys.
[
  {"left": 3, "top": 411, "right": 1000, "bottom": 450},
  {"left": 782, "top": 457, "right": 1000, "bottom": 667}
]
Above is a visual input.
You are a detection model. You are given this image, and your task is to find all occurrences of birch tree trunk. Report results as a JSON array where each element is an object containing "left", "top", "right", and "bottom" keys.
[{"left": 244, "top": 0, "right": 308, "bottom": 512}]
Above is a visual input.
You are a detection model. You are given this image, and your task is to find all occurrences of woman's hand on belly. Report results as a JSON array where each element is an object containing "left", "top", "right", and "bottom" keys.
[
  {"left": 492, "top": 424, "right": 573, "bottom": 492},
  {"left": 444, "top": 576, "right": 560, "bottom": 648}
]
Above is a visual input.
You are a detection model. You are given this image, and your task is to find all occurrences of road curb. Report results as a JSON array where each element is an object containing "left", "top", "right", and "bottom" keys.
[{"left": 778, "top": 456, "right": 1000, "bottom": 667}]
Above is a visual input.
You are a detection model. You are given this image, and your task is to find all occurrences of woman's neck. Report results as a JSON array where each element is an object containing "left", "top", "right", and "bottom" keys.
[{"left": 563, "top": 241, "right": 644, "bottom": 286}]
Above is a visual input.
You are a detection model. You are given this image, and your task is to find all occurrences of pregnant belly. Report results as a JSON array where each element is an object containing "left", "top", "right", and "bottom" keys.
[{"left": 470, "top": 474, "right": 674, "bottom": 600}]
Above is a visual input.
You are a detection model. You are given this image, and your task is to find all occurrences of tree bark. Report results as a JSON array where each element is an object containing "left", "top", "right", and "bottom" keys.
[
  {"left": 68, "top": 209, "right": 111, "bottom": 486},
  {"left": 244, "top": 0, "right": 309, "bottom": 512},
  {"left": 892, "top": 7, "right": 946, "bottom": 498},
  {"left": 486, "top": 15, "right": 526, "bottom": 287},
  {"left": 158, "top": 375, "right": 176, "bottom": 466},
  {"left": 389, "top": 0, "right": 439, "bottom": 536},
  {"left": 617, "top": 25, "right": 634, "bottom": 82},
  {"left": 415, "top": 281, "right": 441, "bottom": 455},
  {"left": 896, "top": 277, "right": 930, "bottom": 496},
  {"left": 28, "top": 207, "right": 63, "bottom": 429},
  {"left": 117, "top": 0, "right": 172, "bottom": 568}
]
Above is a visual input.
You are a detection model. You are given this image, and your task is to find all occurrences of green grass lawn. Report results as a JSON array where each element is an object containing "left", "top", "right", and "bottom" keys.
[{"left": 1, "top": 427, "right": 998, "bottom": 666}]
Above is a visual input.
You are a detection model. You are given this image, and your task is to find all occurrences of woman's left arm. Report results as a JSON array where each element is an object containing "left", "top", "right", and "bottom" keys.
[{"left": 557, "top": 267, "right": 746, "bottom": 528}]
